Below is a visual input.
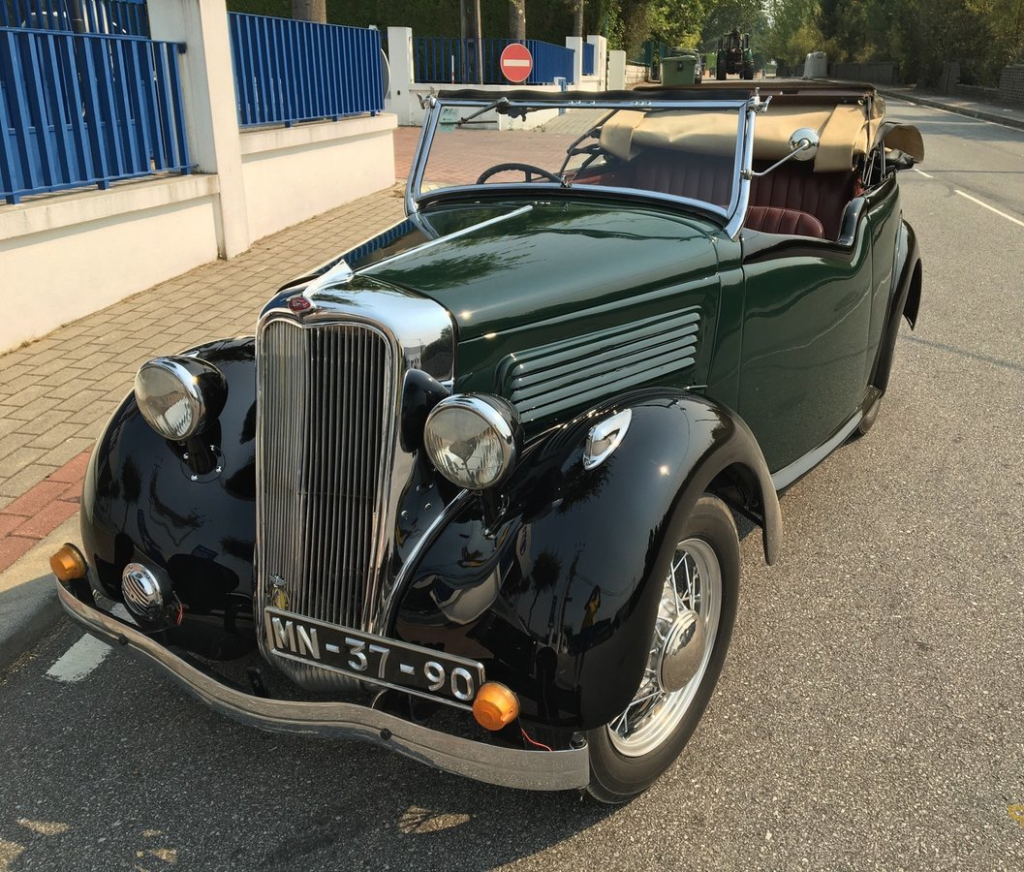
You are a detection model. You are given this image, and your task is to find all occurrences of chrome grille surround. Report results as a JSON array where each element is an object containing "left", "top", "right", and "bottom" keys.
[{"left": 256, "top": 281, "right": 455, "bottom": 690}]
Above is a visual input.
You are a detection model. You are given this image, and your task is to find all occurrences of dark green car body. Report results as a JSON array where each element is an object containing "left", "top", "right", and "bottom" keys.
[
  {"left": 321, "top": 172, "right": 917, "bottom": 480},
  {"left": 60, "top": 83, "right": 923, "bottom": 794}
]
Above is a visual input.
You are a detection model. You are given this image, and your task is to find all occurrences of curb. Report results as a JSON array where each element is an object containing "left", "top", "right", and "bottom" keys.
[
  {"left": 0, "top": 515, "right": 79, "bottom": 674},
  {"left": 877, "top": 88, "right": 1024, "bottom": 132}
]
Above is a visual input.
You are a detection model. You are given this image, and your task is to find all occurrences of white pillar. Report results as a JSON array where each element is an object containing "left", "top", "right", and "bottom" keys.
[
  {"left": 608, "top": 50, "right": 626, "bottom": 91},
  {"left": 148, "top": 0, "right": 250, "bottom": 258},
  {"left": 385, "top": 27, "right": 419, "bottom": 127},
  {"left": 586, "top": 35, "right": 608, "bottom": 88},
  {"left": 564, "top": 36, "right": 583, "bottom": 86}
]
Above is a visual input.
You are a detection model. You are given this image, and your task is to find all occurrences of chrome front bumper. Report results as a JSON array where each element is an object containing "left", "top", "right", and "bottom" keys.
[{"left": 56, "top": 579, "right": 589, "bottom": 792}]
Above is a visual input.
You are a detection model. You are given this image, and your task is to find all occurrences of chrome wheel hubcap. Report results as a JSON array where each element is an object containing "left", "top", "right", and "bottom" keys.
[
  {"left": 607, "top": 537, "right": 722, "bottom": 757},
  {"left": 658, "top": 607, "right": 705, "bottom": 693}
]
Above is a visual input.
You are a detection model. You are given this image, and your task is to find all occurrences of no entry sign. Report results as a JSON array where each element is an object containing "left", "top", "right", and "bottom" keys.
[{"left": 500, "top": 43, "right": 533, "bottom": 84}]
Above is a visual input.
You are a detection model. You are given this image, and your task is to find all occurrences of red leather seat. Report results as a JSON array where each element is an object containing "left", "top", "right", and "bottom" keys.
[
  {"left": 744, "top": 205, "right": 825, "bottom": 238},
  {"left": 601, "top": 149, "right": 853, "bottom": 240},
  {"left": 748, "top": 162, "right": 854, "bottom": 240},
  {"left": 626, "top": 151, "right": 734, "bottom": 207}
]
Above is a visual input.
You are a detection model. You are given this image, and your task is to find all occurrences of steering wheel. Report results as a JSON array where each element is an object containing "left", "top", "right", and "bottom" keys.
[{"left": 476, "top": 163, "right": 562, "bottom": 185}]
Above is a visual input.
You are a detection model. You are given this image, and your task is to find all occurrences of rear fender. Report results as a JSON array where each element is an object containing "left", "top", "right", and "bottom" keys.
[{"left": 872, "top": 219, "right": 921, "bottom": 393}]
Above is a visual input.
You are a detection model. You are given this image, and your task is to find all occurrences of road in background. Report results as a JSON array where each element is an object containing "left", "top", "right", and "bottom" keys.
[{"left": 1, "top": 100, "right": 1022, "bottom": 871}]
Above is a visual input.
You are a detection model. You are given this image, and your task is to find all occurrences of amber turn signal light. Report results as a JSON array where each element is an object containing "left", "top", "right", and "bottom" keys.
[
  {"left": 472, "top": 682, "right": 520, "bottom": 731},
  {"left": 50, "top": 543, "right": 87, "bottom": 582}
]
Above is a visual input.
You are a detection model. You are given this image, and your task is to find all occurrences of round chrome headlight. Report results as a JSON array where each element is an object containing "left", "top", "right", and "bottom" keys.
[
  {"left": 424, "top": 395, "right": 521, "bottom": 490},
  {"left": 134, "top": 356, "right": 226, "bottom": 441}
]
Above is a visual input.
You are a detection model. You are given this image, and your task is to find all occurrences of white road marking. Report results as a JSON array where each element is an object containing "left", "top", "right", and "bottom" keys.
[
  {"left": 913, "top": 167, "right": 934, "bottom": 179},
  {"left": 955, "top": 189, "right": 1024, "bottom": 228},
  {"left": 45, "top": 634, "right": 111, "bottom": 682}
]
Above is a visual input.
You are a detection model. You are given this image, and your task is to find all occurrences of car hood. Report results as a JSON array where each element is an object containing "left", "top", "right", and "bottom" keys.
[{"left": 351, "top": 200, "right": 720, "bottom": 341}]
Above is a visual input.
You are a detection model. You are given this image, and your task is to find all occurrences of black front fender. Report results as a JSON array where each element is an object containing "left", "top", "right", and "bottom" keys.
[
  {"left": 393, "top": 390, "right": 781, "bottom": 730},
  {"left": 81, "top": 337, "right": 258, "bottom": 657}
]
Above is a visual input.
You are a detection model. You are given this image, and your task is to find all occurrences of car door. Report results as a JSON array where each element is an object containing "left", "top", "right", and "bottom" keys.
[{"left": 735, "top": 212, "right": 874, "bottom": 475}]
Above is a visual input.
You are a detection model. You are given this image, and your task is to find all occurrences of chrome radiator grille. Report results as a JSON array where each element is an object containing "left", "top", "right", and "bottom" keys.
[{"left": 257, "top": 318, "right": 393, "bottom": 632}]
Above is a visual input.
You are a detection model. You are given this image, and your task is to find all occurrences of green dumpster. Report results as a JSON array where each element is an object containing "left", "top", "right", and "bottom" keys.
[{"left": 661, "top": 53, "right": 699, "bottom": 85}]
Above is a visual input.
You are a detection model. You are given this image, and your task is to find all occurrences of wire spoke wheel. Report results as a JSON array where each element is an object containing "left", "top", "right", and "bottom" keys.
[
  {"left": 586, "top": 495, "right": 738, "bottom": 804},
  {"left": 607, "top": 537, "right": 722, "bottom": 756}
]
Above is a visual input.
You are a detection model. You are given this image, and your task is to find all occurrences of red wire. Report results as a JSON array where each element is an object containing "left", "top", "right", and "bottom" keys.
[{"left": 521, "top": 728, "right": 553, "bottom": 752}]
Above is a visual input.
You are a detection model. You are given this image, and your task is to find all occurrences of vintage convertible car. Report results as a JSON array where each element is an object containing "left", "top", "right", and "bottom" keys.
[{"left": 53, "top": 81, "right": 923, "bottom": 803}]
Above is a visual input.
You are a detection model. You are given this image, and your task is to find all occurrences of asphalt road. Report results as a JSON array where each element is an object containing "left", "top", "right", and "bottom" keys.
[{"left": 2, "top": 99, "right": 1023, "bottom": 871}]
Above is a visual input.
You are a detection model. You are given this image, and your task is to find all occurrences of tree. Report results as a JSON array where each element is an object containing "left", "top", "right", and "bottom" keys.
[
  {"left": 764, "top": 0, "right": 825, "bottom": 66},
  {"left": 509, "top": 0, "right": 526, "bottom": 39},
  {"left": 291, "top": 0, "right": 325, "bottom": 24},
  {"left": 567, "top": 0, "right": 585, "bottom": 37}
]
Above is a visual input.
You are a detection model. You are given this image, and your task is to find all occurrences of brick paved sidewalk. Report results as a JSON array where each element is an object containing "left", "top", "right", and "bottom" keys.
[{"left": 0, "top": 184, "right": 407, "bottom": 572}]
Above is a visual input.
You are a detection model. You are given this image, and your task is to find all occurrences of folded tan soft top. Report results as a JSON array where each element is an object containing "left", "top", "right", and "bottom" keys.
[{"left": 600, "top": 99, "right": 888, "bottom": 173}]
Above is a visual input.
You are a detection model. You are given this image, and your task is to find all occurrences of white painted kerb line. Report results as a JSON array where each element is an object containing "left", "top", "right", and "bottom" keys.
[
  {"left": 955, "top": 190, "right": 1024, "bottom": 229},
  {"left": 46, "top": 634, "right": 111, "bottom": 682}
]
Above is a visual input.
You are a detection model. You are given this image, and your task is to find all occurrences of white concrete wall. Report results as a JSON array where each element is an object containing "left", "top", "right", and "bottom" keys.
[
  {"left": 384, "top": 27, "right": 419, "bottom": 126},
  {"left": 0, "top": 177, "right": 220, "bottom": 350},
  {"left": 149, "top": 0, "right": 250, "bottom": 257},
  {"left": 609, "top": 50, "right": 627, "bottom": 90},
  {"left": 240, "top": 114, "right": 396, "bottom": 243},
  {"left": 586, "top": 35, "right": 608, "bottom": 89},
  {"left": 565, "top": 36, "right": 584, "bottom": 86}
]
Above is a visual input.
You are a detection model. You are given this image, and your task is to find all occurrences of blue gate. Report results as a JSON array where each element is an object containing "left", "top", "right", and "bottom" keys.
[
  {"left": 1, "top": 0, "right": 149, "bottom": 37},
  {"left": 0, "top": 22, "right": 190, "bottom": 204}
]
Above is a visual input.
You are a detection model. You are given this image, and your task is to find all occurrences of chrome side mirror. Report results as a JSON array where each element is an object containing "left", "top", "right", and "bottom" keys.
[
  {"left": 788, "top": 127, "right": 820, "bottom": 161},
  {"left": 748, "top": 127, "right": 821, "bottom": 178}
]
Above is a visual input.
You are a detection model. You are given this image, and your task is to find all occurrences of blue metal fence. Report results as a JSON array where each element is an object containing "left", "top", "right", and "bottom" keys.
[
  {"left": 582, "top": 41, "right": 594, "bottom": 76},
  {"left": 413, "top": 37, "right": 575, "bottom": 85},
  {"left": 0, "top": 0, "right": 148, "bottom": 37},
  {"left": 0, "top": 27, "right": 190, "bottom": 204},
  {"left": 229, "top": 13, "right": 383, "bottom": 129}
]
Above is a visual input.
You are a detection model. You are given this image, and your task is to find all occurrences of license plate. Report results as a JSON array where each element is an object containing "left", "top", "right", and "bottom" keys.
[{"left": 264, "top": 607, "right": 485, "bottom": 708}]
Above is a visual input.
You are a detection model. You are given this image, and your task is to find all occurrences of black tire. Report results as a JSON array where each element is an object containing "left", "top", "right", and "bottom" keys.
[
  {"left": 716, "top": 62, "right": 726, "bottom": 81},
  {"left": 586, "top": 495, "right": 740, "bottom": 804},
  {"left": 743, "top": 64, "right": 755, "bottom": 80}
]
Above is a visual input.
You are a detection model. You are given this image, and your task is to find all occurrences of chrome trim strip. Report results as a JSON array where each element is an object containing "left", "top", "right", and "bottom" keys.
[
  {"left": 434, "top": 98, "right": 752, "bottom": 110},
  {"left": 56, "top": 580, "right": 590, "bottom": 792},
  {"left": 771, "top": 410, "right": 863, "bottom": 492},
  {"left": 725, "top": 100, "right": 758, "bottom": 239},
  {"left": 407, "top": 99, "right": 440, "bottom": 217},
  {"left": 378, "top": 489, "right": 471, "bottom": 632},
  {"left": 365, "top": 205, "right": 533, "bottom": 272}
]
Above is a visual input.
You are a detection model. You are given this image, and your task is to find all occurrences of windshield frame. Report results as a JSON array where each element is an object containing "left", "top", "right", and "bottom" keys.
[{"left": 406, "top": 95, "right": 762, "bottom": 239}]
